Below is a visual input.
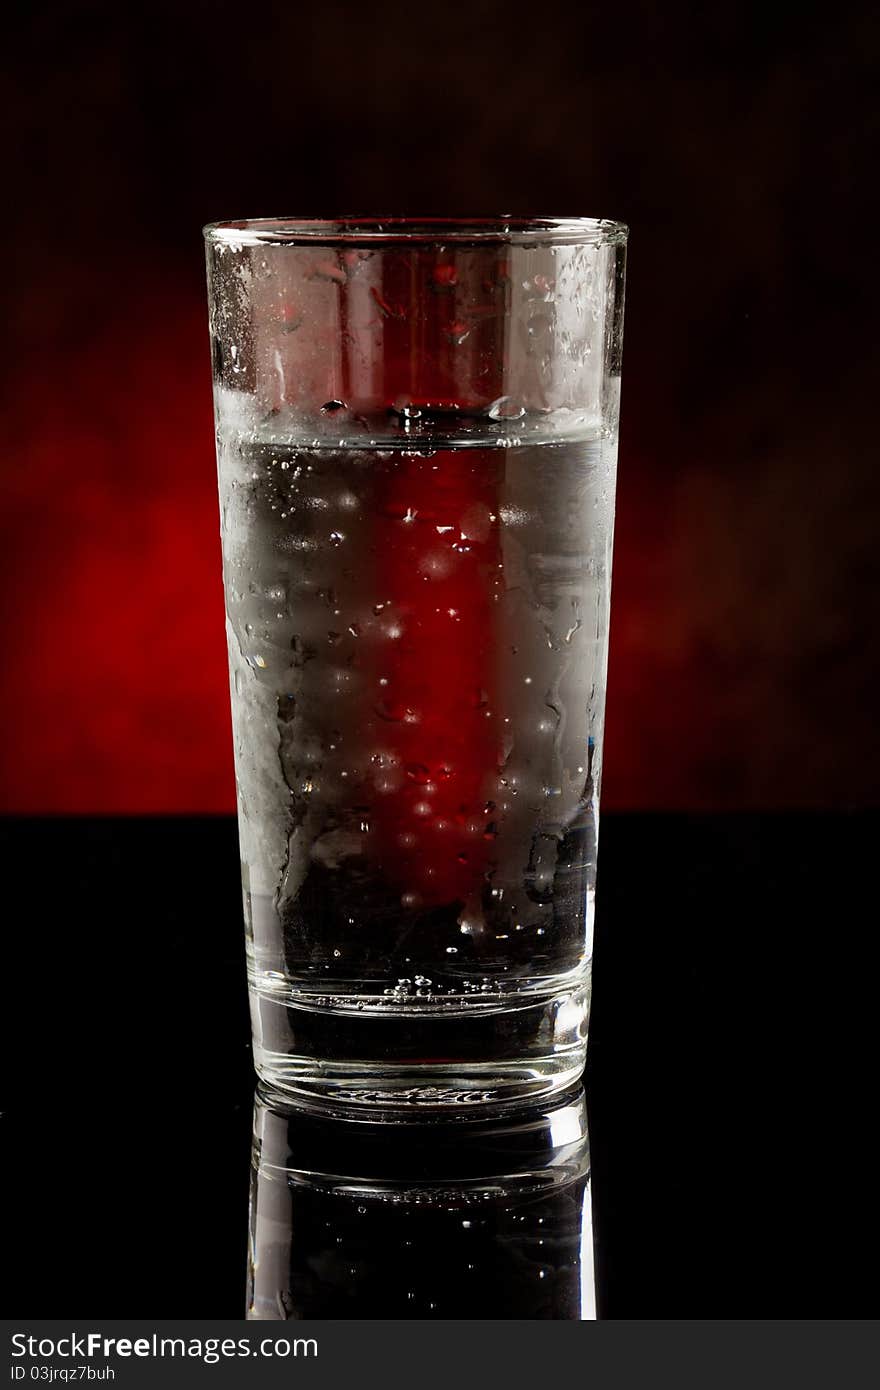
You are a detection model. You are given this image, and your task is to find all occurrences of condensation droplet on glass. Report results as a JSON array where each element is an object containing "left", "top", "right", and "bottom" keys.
[
  {"left": 390, "top": 397, "right": 422, "bottom": 421},
  {"left": 487, "top": 396, "right": 525, "bottom": 421}
]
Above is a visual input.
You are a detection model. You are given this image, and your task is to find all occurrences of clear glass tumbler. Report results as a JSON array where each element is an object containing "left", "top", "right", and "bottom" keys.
[{"left": 204, "top": 217, "right": 627, "bottom": 1108}]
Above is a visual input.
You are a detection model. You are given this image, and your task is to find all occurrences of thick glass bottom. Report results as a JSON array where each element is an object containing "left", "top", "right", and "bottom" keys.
[{"left": 249, "top": 977, "right": 589, "bottom": 1111}]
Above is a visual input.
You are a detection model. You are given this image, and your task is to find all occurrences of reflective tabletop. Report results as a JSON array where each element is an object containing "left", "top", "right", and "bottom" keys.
[{"left": 0, "top": 813, "right": 873, "bottom": 1316}]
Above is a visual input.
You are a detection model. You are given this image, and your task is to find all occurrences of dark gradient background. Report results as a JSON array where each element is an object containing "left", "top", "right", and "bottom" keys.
[{"left": 2, "top": 0, "right": 878, "bottom": 813}]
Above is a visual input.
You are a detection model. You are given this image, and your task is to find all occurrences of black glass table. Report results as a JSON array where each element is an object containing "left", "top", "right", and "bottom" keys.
[{"left": 1, "top": 813, "right": 873, "bottom": 1317}]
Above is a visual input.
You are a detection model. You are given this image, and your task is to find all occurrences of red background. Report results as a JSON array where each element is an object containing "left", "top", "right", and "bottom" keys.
[{"left": 2, "top": 0, "right": 878, "bottom": 813}]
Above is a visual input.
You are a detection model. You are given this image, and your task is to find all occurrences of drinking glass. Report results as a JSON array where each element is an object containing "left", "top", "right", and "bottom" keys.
[{"left": 204, "top": 217, "right": 627, "bottom": 1107}]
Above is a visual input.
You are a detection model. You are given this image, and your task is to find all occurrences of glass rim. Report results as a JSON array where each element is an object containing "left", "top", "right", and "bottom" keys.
[{"left": 202, "top": 214, "right": 628, "bottom": 248}]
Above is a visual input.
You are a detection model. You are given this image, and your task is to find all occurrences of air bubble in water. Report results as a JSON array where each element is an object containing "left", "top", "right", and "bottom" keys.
[{"left": 405, "top": 763, "right": 431, "bottom": 783}]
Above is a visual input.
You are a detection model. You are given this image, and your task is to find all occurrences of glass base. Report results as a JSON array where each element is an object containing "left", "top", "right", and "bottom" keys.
[{"left": 249, "top": 978, "right": 589, "bottom": 1111}]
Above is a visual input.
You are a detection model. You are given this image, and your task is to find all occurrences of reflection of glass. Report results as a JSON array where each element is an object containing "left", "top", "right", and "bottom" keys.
[
  {"left": 247, "top": 1086, "right": 594, "bottom": 1319},
  {"left": 205, "top": 217, "right": 627, "bottom": 1107}
]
